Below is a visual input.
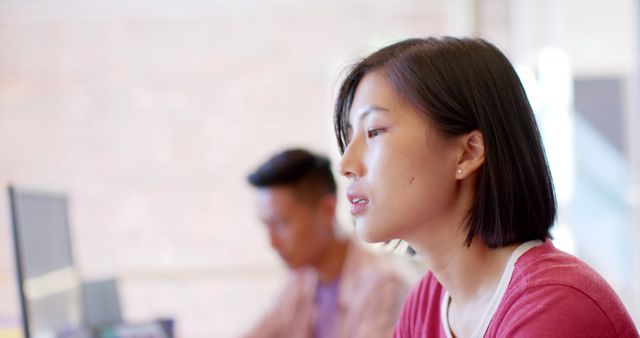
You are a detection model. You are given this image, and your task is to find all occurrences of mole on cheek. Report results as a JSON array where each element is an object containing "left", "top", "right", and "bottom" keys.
[{"left": 408, "top": 176, "right": 415, "bottom": 184}]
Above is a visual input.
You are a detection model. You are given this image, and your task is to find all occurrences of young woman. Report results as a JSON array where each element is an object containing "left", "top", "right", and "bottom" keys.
[{"left": 335, "top": 37, "right": 638, "bottom": 337}]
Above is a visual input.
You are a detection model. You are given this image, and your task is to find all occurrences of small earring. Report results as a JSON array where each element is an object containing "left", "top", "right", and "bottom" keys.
[{"left": 457, "top": 168, "right": 463, "bottom": 175}]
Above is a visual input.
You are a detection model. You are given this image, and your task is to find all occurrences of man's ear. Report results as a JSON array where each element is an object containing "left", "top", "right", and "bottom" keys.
[
  {"left": 456, "top": 130, "right": 485, "bottom": 179},
  {"left": 318, "top": 194, "right": 337, "bottom": 222}
]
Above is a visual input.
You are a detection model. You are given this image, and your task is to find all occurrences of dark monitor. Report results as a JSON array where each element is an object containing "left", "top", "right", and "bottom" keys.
[{"left": 8, "top": 186, "right": 83, "bottom": 338}]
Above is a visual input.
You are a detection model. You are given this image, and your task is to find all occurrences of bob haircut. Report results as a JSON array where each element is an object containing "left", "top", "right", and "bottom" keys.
[{"left": 334, "top": 37, "right": 556, "bottom": 248}]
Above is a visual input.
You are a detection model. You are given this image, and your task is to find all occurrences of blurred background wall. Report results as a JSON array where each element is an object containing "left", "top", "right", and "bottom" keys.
[{"left": 0, "top": 0, "right": 638, "bottom": 337}]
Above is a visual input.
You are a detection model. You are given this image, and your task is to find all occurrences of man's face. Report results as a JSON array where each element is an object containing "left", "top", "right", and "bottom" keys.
[{"left": 255, "top": 186, "right": 330, "bottom": 269}]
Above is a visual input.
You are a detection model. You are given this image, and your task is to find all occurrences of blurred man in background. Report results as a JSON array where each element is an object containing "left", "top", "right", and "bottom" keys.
[{"left": 242, "top": 148, "right": 410, "bottom": 338}]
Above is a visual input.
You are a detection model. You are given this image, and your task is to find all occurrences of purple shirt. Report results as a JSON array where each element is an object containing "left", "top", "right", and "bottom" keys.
[
  {"left": 241, "top": 240, "right": 411, "bottom": 338},
  {"left": 314, "top": 279, "right": 340, "bottom": 338}
]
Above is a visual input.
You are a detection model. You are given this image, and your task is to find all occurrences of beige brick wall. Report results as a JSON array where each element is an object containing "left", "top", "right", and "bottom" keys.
[{"left": 4, "top": 0, "right": 637, "bottom": 335}]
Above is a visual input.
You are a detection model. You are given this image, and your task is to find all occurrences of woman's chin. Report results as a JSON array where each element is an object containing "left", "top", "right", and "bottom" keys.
[{"left": 355, "top": 220, "right": 392, "bottom": 243}]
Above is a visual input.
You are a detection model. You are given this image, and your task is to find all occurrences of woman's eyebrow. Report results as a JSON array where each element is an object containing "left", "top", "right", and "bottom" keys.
[
  {"left": 348, "top": 105, "right": 390, "bottom": 128},
  {"left": 358, "top": 105, "right": 390, "bottom": 121}
]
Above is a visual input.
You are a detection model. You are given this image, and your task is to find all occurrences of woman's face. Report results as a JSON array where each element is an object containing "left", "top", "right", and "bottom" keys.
[{"left": 339, "top": 71, "right": 460, "bottom": 243}]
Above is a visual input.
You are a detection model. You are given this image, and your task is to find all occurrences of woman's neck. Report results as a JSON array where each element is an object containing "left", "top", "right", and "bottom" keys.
[
  {"left": 411, "top": 229, "right": 520, "bottom": 337},
  {"left": 437, "top": 238, "right": 517, "bottom": 303}
]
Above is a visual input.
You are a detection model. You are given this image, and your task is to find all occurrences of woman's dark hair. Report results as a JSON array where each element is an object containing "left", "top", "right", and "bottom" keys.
[
  {"left": 247, "top": 148, "right": 337, "bottom": 205},
  {"left": 334, "top": 37, "right": 556, "bottom": 248}
]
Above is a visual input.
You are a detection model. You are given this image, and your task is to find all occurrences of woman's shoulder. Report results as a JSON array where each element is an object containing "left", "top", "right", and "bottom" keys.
[
  {"left": 490, "top": 240, "right": 639, "bottom": 337},
  {"left": 394, "top": 272, "right": 448, "bottom": 338},
  {"left": 510, "top": 240, "right": 618, "bottom": 298}
]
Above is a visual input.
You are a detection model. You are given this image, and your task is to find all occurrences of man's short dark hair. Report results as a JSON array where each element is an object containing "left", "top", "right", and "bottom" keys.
[
  {"left": 248, "top": 149, "right": 337, "bottom": 205},
  {"left": 334, "top": 37, "right": 556, "bottom": 248}
]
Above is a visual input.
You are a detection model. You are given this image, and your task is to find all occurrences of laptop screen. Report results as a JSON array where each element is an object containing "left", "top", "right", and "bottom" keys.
[{"left": 97, "top": 322, "right": 168, "bottom": 338}]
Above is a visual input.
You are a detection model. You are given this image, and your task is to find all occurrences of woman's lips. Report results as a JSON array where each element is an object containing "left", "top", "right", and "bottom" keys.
[{"left": 347, "top": 192, "right": 369, "bottom": 215}]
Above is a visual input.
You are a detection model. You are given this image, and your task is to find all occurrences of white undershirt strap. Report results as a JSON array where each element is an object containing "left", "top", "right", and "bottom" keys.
[{"left": 441, "top": 240, "right": 543, "bottom": 338}]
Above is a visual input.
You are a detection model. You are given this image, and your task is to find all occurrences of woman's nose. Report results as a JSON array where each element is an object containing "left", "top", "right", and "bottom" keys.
[{"left": 339, "top": 140, "right": 364, "bottom": 179}]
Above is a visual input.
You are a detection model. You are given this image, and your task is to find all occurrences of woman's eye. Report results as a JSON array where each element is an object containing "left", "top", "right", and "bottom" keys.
[{"left": 367, "top": 128, "right": 384, "bottom": 138}]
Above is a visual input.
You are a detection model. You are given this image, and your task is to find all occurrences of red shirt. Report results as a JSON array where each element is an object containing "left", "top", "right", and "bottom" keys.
[{"left": 393, "top": 241, "right": 639, "bottom": 337}]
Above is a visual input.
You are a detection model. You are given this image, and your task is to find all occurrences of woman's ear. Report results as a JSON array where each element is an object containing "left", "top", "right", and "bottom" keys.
[{"left": 456, "top": 130, "right": 485, "bottom": 179}]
